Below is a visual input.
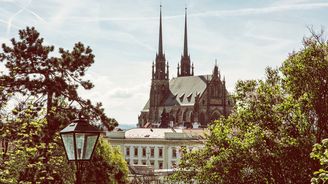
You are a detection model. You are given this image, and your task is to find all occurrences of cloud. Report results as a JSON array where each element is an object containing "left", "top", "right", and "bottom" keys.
[
  {"left": 24, "top": 8, "right": 47, "bottom": 23},
  {"left": 4, "top": 0, "right": 32, "bottom": 36},
  {"left": 190, "top": 3, "right": 328, "bottom": 17},
  {"left": 36, "top": 2, "right": 328, "bottom": 23},
  {"left": 77, "top": 71, "right": 149, "bottom": 125},
  {"left": 109, "top": 84, "right": 147, "bottom": 99}
]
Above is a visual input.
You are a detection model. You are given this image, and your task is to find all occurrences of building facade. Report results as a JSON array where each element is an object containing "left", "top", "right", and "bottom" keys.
[
  {"left": 106, "top": 128, "right": 205, "bottom": 170},
  {"left": 138, "top": 7, "right": 233, "bottom": 128}
]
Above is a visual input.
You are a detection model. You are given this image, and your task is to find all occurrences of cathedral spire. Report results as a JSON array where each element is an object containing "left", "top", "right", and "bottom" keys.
[
  {"left": 158, "top": 5, "right": 163, "bottom": 56},
  {"left": 154, "top": 5, "right": 167, "bottom": 80},
  {"left": 213, "top": 59, "right": 219, "bottom": 77},
  {"left": 183, "top": 7, "right": 188, "bottom": 57},
  {"left": 178, "top": 7, "right": 193, "bottom": 77}
]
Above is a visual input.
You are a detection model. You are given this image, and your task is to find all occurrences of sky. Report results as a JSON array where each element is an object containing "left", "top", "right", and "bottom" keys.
[{"left": 0, "top": 0, "right": 327, "bottom": 127}]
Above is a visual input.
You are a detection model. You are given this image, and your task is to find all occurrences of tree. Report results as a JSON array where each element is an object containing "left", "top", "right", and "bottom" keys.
[
  {"left": 0, "top": 104, "right": 74, "bottom": 184},
  {"left": 0, "top": 105, "right": 128, "bottom": 184},
  {"left": 281, "top": 28, "right": 328, "bottom": 142},
  {"left": 170, "top": 68, "right": 317, "bottom": 183},
  {"left": 0, "top": 27, "right": 117, "bottom": 132},
  {"left": 0, "top": 27, "right": 118, "bottom": 183},
  {"left": 311, "top": 138, "right": 328, "bottom": 183},
  {"left": 82, "top": 137, "right": 129, "bottom": 184}
]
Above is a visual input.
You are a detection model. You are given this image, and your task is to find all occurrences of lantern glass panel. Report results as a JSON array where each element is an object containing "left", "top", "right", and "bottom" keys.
[
  {"left": 75, "top": 133, "right": 98, "bottom": 160},
  {"left": 61, "top": 133, "right": 75, "bottom": 160}
]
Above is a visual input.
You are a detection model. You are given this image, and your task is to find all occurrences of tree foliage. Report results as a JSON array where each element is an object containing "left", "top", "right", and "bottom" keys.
[
  {"left": 170, "top": 29, "right": 328, "bottom": 184},
  {"left": 311, "top": 138, "right": 328, "bottom": 183},
  {"left": 171, "top": 68, "right": 317, "bottom": 183},
  {"left": 0, "top": 27, "right": 117, "bottom": 133},
  {"left": 82, "top": 137, "right": 129, "bottom": 184},
  {"left": 0, "top": 106, "right": 129, "bottom": 184},
  {"left": 281, "top": 29, "right": 328, "bottom": 142},
  {"left": 0, "top": 104, "right": 74, "bottom": 184},
  {"left": 0, "top": 27, "right": 119, "bottom": 183}
]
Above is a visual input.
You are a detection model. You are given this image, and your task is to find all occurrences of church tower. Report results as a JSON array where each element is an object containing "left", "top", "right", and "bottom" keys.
[
  {"left": 149, "top": 5, "right": 170, "bottom": 124},
  {"left": 178, "top": 8, "right": 193, "bottom": 77}
]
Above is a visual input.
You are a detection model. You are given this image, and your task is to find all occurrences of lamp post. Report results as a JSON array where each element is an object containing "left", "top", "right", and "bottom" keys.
[{"left": 60, "top": 118, "right": 100, "bottom": 184}]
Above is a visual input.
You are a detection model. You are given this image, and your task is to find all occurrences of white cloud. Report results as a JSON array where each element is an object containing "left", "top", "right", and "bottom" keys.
[{"left": 190, "top": 2, "right": 328, "bottom": 17}]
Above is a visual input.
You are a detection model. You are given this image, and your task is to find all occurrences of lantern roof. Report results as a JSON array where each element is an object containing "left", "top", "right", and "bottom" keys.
[{"left": 60, "top": 119, "right": 100, "bottom": 134}]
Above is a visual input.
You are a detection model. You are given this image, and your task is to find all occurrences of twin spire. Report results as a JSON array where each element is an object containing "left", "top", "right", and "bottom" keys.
[
  {"left": 183, "top": 7, "right": 188, "bottom": 58},
  {"left": 154, "top": 5, "right": 193, "bottom": 80},
  {"left": 178, "top": 7, "right": 193, "bottom": 77},
  {"left": 158, "top": 5, "right": 163, "bottom": 56},
  {"left": 153, "top": 5, "right": 168, "bottom": 80}
]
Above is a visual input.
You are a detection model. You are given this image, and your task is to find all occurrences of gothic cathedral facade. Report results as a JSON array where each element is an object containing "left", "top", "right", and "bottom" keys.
[{"left": 138, "top": 7, "right": 233, "bottom": 128}]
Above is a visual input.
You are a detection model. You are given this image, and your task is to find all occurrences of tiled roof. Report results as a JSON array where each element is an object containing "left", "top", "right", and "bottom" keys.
[
  {"left": 142, "top": 75, "right": 211, "bottom": 110},
  {"left": 165, "top": 75, "right": 211, "bottom": 106}
]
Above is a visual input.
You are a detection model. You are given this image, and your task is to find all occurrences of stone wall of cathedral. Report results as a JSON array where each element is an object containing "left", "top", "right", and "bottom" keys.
[{"left": 138, "top": 79, "right": 233, "bottom": 128}]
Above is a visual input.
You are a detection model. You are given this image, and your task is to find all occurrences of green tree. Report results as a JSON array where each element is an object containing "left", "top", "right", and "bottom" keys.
[
  {"left": 0, "top": 104, "right": 74, "bottom": 184},
  {"left": 0, "top": 105, "right": 129, "bottom": 184},
  {"left": 82, "top": 137, "right": 129, "bottom": 184},
  {"left": 0, "top": 27, "right": 118, "bottom": 183},
  {"left": 311, "top": 138, "right": 328, "bottom": 183},
  {"left": 281, "top": 29, "right": 328, "bottom": 142},
  {"left": 0, "top": 27, "right": 117, "bottom": 133},
  {"left": 281, "top": 29, "right": 328, "bottom": 183},
  {"left": 170, "top": 68, "right": 317, "bottom": 183}
]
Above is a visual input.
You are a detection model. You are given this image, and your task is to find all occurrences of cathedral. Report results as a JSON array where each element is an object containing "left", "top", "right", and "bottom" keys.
[{"left": 138, "top": 7, "right": 233, "bottom": 128}]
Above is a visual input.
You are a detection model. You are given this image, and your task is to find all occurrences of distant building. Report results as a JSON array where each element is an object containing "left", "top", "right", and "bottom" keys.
[
  {"left": 138, "top": 7, "right": 233, "bottom": 128},
  {"left": 106, "top": 128, "right": 206, "bottom": 170}
]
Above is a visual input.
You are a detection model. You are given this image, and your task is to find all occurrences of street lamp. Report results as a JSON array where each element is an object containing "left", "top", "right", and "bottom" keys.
[{"left": 60, "top": 118, "right": 100, "bottom": 184}]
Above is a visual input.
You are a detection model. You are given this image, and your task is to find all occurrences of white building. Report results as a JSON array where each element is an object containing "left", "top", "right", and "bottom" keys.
[{"left": 106, "top": 128, "right": 206, "bottom": 170}]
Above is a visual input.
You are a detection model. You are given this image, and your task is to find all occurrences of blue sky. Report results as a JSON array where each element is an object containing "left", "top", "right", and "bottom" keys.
[{"left": 0, "top": 0, "right": 327, "bottom": 126}]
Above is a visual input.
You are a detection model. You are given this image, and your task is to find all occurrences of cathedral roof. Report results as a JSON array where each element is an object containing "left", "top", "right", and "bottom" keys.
[
  {"left": 142, "top": 75, "right": 212, "bottom": 111},
  {"left": 164, "top": 75, "right": 212, "bottom": 106}
]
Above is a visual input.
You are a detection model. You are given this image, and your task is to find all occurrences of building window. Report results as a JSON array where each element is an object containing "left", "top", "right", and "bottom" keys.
[
  {"left": 125, "top": 159, "right": 130, "bottom": 165},
  {"left": 150, "top": 147, "right": 154, "bottom": 157},
  {"left": 159, "top": 161, "right": 163, "bottom": 169},
  {"left": 142, "top": 160, "right": 147, "bottom": 165},
  {"left": 150, "top": 160, "right": 154, "bottom": 166},
  {"left": 158, "top": 147, "right": 163, "bottom": 158},
  {"left": 126, "top": 147, "right": 130, "bottom": 156},
  {"left": 172, "top": 148, "right": 177, "bottom": 158},
  {"left": 133, "top": 160, "right": 138, "bottom": 165},
  {"left": 142, "top": 147, "right": 146, "bottom": 157},
  {"left": 134, "top": 147, "right": 138, "bottom": 157}
]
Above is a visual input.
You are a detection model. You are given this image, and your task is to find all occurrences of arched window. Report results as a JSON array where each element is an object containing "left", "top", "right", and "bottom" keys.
[
  {"left": 183, "top": 111, "right": 187, "bottom": 121},
  {"left": 176, "top": 109, "right": 181, "bottom": 124}
]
